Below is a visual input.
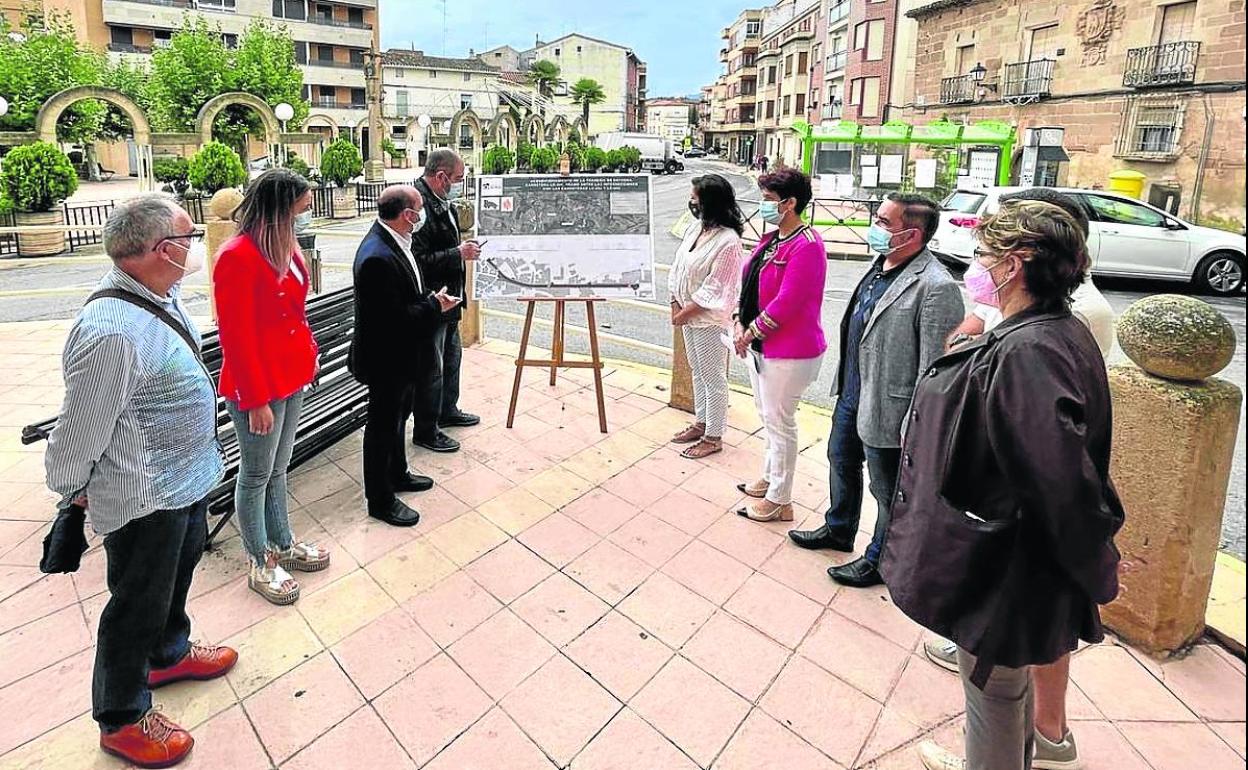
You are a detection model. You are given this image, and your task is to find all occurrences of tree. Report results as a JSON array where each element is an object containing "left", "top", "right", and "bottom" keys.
[
  {"left": 527, "top": 59, "right": 561, "bottom": 101},
  {"left": 570, "top": 78, "right": 605, "bottom": 136},
  {"left": 0, "top": 13, "right": 109, "bottom": 143},
  {"left": 320, "top": 138, "right": 362, "bottom": 187},
  {"left": 0, "top": 141, "right": 78, "bottom": 212},
  {"left": 231, "top": 20, "right": 307, "bottom": 129},
  {"left": 187, "top": 141, "right": 246, "bottom": 194}
]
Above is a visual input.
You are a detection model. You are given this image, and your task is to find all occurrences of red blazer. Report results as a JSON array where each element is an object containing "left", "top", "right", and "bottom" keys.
[{"left": 213, "top": 233, "right": 318, "bottom": 411}]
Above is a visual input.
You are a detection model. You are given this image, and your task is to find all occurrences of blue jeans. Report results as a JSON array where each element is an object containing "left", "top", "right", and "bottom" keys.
[
  {"left": 226, "top": 391, "right": 303, "bottom": 566},
  {"left": 823, "top": 397, "right": 902, "bottom": 565},
  {"left": 413, "top": 320, "right": 464, "bottom": 439}
]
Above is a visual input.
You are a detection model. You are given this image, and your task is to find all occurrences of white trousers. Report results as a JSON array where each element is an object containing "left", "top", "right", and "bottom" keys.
[
  {"left": 682, "top": 326, "right": 730, "bottom": 438},
  {"left": 747, "top": 354, "right": 823, "bottom": 505}
]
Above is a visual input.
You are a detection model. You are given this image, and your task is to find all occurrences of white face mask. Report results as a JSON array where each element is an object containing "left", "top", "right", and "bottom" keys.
[
  {"left": 294, "top": 210, "right": 313, "bottom": 232},
  {"left": 166, "top": 240, "right": 206, "bottom": 276}
]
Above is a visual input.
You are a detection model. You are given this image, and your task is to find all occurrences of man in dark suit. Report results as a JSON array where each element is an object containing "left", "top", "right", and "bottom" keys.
[
  {"left": 350, "top": 185, "right": 459, "bottom": 526},
  {"left": 410, "top": 148, "right": 481, "bottom": 453}
]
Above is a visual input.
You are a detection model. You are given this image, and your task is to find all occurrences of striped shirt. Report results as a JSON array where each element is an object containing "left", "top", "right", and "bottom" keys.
[{"left": 44, "top": 268, "right": 224, "bottom": 535}]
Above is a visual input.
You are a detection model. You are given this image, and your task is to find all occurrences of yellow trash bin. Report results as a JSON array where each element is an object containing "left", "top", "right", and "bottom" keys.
[{"left": 1108, "top": 170, "right": 1147, "bottom": 200}]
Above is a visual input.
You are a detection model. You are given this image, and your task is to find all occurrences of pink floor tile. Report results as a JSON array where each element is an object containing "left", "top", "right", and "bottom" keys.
[
  {"left": 1156, "top": 643, "right": 1247, "bottom": 722},
  {"left": 177, "top": 705, "right": 272, "bottom": 770},
  {"left": 1071, "top": 645, "right": 1197, "bottom": 722},
  {"left": 465, "top": 539, "right": 556, "bottom": 605},
  {"left": 661, "top": 540, "right": 753, "bottom": 606},
  {"left": 631, "top": 656, "right": 751, "bottom": 767},
  {"left": 600, "top": 466, "right": 675, "bottom": 510},
  {"left": 723, "top": 573, "right": 823, "bottom": 649},
  {"left": 511, "top": 573, "right": 611, "bottom": 647},
  {"left": 713, "top": 709, "right": 841, "bottom": 770},
  {"left": 422, "top": 708, "right": 556, "bottom": 770},
  {"left": 189, "top": 578, "right": 281, "bottom": 644},
  {"left": 0, "top": 573, "right": 79, "bottom": 636},
  {"left": 330, "top": 607, "right": 439, "bottom": 700},
  {"left": 242, "top": 652, "right": 365, "bottom": 764},
  {"left": 618, "top": 572, "right": 716, "bottom": 648},
  {"left": 517, "top": 513, "right": 600, "bottom": 569},
  {"left": 0, "top": 604, "right": 92, "bottom": 688},
  {"left": 561, "top": 489, "right": 641, "bottom": 537},
  {"left": 402, "top": 571, "right": 502, "bottom": 648},
  {"left": 633, "top": 449, "right": 701, "bottom": 487},
  {"left": 698, "top": 514, "right": 785, "bottom": 569},
  {"left": 0, "top": 646, "right": 92, "bottom": 756},
  {"left": 830, "top": 586, "right": 923, "bottom": 652},
  {"left": 680, "top": 465, "right": 747, "bottom": 510},
  {"left": 607, "top": 513, "right": 692, "bottom": 569},
  {"left": 571, "top": 708, "right": 698, "bottom": 770},
  {"left": 683, "top": 611, "right": 790, "bottom": 702},
  {"left": 374, "top": 654, "right": 494, "bottom": 766},
  {"left": 501, "top": 655, "right": 621, "bottom": 766},
  {"left": 441, "top": 463, "right": 515, "bottom": 508},
  {"left": 282, "top": 706, "right": 416, "bottom": 770},
  {"left": 646, "top": 487, "right": 728, "bottom": 537},
  {"left": 565, "top": 540, "right": 655, "bottom": 605},
  {"left": 1118, "top": 721, "right": 1245, "bottom": 770},
  {"left": 330, "top": 515, "right": 419, "bottom": 567},
  {"left": 447, "top": 609, "right": 556, "bottom": 699},
  {"left": 883, "top": 656, "right": 965, "bottom": 729},
  {"left": 798, "top": 611, "right": 909, "bottom": 702},
  {"left": 564, "top": 611, "right": 674, "bottom": 702},
  {"left": 1209, "top": 722, "right": 1246, "bottom": 759},
  {"left": 760, "top": 654, "right": 881, "bottom": 767},
  {"left": 758, "top": 544, "right": 841, "bottom": 606},
  {"left": 1067, "top": 721, "right": 1152, "bottom": 770}
]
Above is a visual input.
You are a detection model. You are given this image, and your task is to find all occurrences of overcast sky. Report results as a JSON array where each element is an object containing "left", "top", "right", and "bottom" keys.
[{"left": 380, "top": 0, "right": 752, "bottom": 97}]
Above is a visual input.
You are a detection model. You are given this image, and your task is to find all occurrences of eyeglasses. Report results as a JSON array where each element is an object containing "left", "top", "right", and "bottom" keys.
[{"left": 156, "top": 232, "right": 204, "bottom": 249}]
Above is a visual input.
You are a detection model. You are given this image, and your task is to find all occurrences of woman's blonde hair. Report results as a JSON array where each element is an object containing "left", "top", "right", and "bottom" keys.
[
  {"left": 976, "top": 199, "right": 1089, "bottom": 310},
  {"left": 233, "top": 168, "right": 310, "bottom": 277}
]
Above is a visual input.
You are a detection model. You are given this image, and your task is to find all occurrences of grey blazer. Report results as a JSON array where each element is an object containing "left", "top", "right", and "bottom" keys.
[{"left": 834, "top": 248, "right": 966, "bottom": 448}]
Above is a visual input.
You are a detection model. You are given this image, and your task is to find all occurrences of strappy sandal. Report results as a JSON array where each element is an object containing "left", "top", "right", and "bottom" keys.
[
  {"left": 736, "top": 500, "right": 794, "bottom": 522},
  {"left": 248, "top": 562, "right": 301, "bottom": 605},
  {"left": 736, "top": 478, "right": 770, "bottom": 498},
  {"left": 680, "top": 438, "right": 723, "bottom": 459},
  {"left": 276, "top": 541, "right": 331, "bottom": 573},
  {"left": 670, "top": 424, "right": 706, "bottom": 445}
]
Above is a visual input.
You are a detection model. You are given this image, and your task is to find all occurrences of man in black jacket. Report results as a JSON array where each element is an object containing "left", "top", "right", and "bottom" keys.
[
  {"left": 410, "top": 148, "right": 481, "bottom": 453},
  {"left": 350, "top": 185, "right": 459, "bottom": 526}
]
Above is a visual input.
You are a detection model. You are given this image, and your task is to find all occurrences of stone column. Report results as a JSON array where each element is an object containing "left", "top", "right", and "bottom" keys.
[
  {"left": 362, "top": 48, "right": 386, "bottom": 183},
  {"left": 669, "top": 326, "right": 694, "bottom": 413},
  {"left": 204, "top": 188, "right": 243, "bottom": 322},
  {"left": 1103, "top": 294, "right": 1241, "bottom": 654}
]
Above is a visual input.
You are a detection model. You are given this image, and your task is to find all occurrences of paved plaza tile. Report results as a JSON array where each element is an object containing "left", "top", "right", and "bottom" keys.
[{"left": 0, "top": 334, "right": 1244, "bottom": 769}]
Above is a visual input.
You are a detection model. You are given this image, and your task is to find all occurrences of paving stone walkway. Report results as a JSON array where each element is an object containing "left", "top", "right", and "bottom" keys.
[{"left": 0, "top": 324, "right": 1244, "bottom": 769}]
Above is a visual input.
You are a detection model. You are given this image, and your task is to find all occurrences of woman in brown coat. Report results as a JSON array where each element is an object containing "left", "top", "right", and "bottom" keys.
[{"left": 880, "top": 200, "right": 1125, "bottom": 770}]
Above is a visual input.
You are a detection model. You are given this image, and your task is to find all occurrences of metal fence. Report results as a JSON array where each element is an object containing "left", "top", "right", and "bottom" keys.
[{"left": 0, "top": 197, "right": 210, "bottom": 258}]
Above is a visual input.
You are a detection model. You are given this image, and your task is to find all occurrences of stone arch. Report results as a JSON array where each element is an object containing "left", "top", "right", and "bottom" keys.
[
  {"left": 487, "top": 111, "right": 519, "bottom": 150},
  {"left": 194, "top": 91, "right": 282, "bottom": 149},
  {"left": 302, "top": 112, "right": 339, "bottom": 133},
  {"left": 36, "top": 86, "right": 154, "bottom": 189},
  {"left": 449, "top": 108, "right": 483, "bottom": 152},
  {"left": 545, "top": 115, "right": 570, "bottom": 144},
  {"left": 520, "top": 113, "right": 545, "bottom": 144},
  {"left": 570, "top": 115, "right": 588, "bottom": 141}
]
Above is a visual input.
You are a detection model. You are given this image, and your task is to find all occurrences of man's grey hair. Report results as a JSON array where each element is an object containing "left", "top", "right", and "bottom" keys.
[
  {"left": 423, "top": 148, "right": 462, "bottom": 178},
  {"left": 103, "top": 193, "right": 183, "bottom": 260}
]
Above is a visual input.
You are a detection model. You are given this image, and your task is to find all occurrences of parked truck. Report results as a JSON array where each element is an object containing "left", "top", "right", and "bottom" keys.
[{"left": 595, "top": 132, "right": 683, "bottom": 174}]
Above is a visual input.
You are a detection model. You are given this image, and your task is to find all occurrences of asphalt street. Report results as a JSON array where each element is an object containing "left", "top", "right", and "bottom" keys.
[{"left": 0, "top": 159, "right": 1244, "bottom": 556}]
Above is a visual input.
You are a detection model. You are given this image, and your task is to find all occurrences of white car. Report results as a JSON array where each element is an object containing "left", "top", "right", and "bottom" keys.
[{"left": 929, "top": 186, "right": 1246, "bottom": 296}]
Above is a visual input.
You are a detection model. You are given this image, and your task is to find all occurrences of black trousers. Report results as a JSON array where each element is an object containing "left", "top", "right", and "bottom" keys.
[
  {"left": 364, "top": 378, "right": 415, "bottom": 507},
  {"left": 94, "top": 499, "right": 207, "bottom": 731},
  {"left": 411, "top": 320, "right": 463, "bottom": 440}
]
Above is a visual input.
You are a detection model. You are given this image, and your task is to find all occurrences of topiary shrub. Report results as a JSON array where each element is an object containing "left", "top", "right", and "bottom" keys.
[
  {"left": 153, "top": 156, "right": 191, "bottom": 196},
  {"left": 531, "top": 146, "right": 559, "bottom": 173},
  {"left": 605, "top": 148, "right": 625, "bottom": 172},
  {"left": 187, "top": 142, "right": 246, "bottom": 195},
  {"left": 619, "top": 145, "right": 642, "bottom": 172},
  {"left": 566, "top": 143, "right": 586, "bottom": 172},
  {"left": 583, "top": 146, "right": 607, "bottom": 173},
  {"left": 482, "top": 144, "right": 516, "bottom": 175},
  {"left": 0, "top": 142, "right": 79, "bottom": 212},
  {"left": 321, "top": 138, "right": 363, "bottom": 188}
]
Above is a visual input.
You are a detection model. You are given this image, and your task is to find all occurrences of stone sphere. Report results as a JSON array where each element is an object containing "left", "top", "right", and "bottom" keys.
[
  {"left": 1117, "top": 294, "right": 1236, "bottom": 381},
  {"left": 208, "top": 188, "right": 244, "bottom": 220}
]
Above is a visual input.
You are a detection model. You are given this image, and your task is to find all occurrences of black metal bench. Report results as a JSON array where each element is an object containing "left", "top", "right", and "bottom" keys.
[{"left": 20, "top": 287, "right": 368, "bottom": 547}]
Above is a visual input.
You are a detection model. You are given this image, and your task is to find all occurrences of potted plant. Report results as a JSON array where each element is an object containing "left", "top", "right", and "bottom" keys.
[
  {"left": 583, "top": 146, "right": 607, "bottom": 174},
  {"left": 320, "top": 138, "right": 363, "bottom": 219},
  {"left": 530, "top": 146, "right": 559, "bottom": 173},
  {"left": 0, "top": 142, "right": 80, "bottom": 256},
  {"left": 187, "top": 142, "right": 246, "bottom": 196},
  {"left": 605, "top": 148, "right": 625, "bottom": 173},
  {"left": 381, "top": 137, "right": 407, "bottom": 169},
  {"left": 482, "top": 144, "right": 516, "bottom": 175}
]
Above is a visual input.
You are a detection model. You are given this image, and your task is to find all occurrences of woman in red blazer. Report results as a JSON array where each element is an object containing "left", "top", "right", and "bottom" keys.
[{"left": 214, "top": 168, "right": 327, "bottom": 605}]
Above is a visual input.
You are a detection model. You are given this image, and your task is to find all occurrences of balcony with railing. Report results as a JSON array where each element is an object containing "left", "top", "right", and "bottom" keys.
[
  {"left": 1002, "top": 58, "right": 1055, "bottom": 99},
  {"left": 306, "top": 14, "right": 373, "bottom": 30},
  {"left": 820, "top": 103, "right": 842, "bottom": 121},
  {"left": 315, "top": 97, "right": 366, "bottom": 110},
  {"left": 1124, "top": 41, "right": 1200, "bottom": 88},
  {"left": 940, "top": 74, "right": 976, "bottom": 105},
  {"left": 306, "top": 58, "right": 365, "bottom": 70},
  {"left": 825, "top": 50, "right": 847, "bottom": 74},
  {"left": 108, "top": 42, "right": 152, "bottom": 54},
  {"left": 828, "top": 1, "right": 849, "bottom": 25}
]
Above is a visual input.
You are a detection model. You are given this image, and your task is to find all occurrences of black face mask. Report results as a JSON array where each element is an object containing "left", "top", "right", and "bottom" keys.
[{"left": 688, "top": 201, "right": 702, "bottom": 219}]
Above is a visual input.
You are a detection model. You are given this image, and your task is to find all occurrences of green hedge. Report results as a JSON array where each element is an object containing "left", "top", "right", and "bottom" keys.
[{"left": 0, "top": 142, "right": 79, "bottom": 212}]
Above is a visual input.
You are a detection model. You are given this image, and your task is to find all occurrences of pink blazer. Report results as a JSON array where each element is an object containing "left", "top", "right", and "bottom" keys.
[{"left": 744, "top": 227, "right": 828, "bottom": 360}]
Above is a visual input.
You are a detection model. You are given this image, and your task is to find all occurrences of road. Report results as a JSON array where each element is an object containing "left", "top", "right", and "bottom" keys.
[{"left": 0, "top": 159, "right": 1244, "bottom": 557}]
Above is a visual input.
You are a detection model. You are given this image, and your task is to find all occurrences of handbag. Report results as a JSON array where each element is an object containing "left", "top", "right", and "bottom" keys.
[{"left": 37, "top": 288, "right": 216, "bottom": 575}]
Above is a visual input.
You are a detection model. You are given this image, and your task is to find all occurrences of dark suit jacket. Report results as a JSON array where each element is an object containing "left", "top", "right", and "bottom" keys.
[
  {"left": 411, "top": 177, "right": 465, "bottom": 322},
  {"left": 349, "top": 221, "right": 442, "bottom": 386}
]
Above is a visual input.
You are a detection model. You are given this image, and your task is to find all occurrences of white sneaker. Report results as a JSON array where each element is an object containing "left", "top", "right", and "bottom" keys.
[
  {"left": 1033, "top": 729, "right": 1081, "bottom": 770},
  {"left": 918, "top": 740, "right": 966, "bottom": 770},
  {"left": 923, "top": 638, "right": 960, "bottom": 673}
]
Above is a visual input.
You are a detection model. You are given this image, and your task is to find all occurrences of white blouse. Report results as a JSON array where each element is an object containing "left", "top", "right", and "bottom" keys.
[{"left": 668, "top": 222, "right": 745, "bottom": 328}]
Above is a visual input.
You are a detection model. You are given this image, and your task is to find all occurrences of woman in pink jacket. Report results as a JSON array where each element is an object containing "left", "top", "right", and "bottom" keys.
[{"left": 733, "top": 168, "right": 827, "bottom": 523}]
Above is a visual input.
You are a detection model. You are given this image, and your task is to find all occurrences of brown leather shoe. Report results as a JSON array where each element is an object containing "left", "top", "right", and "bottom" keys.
[
  {"left": 100, "top": 710, "right": 193, "bottom": 768},
  {"left": 148, "top": 643, "right": 238, "bottom": 689},
  {"left": 670, "top": 424, "right": 706, "bottom": 444}
]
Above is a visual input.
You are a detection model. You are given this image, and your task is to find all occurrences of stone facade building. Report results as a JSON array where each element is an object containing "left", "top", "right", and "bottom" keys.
[
  {"left": 645, "top": 98, "right": 698, "bottom": 143},
  {"left": 903, "top": 0, "right": 1246, "bottom": 226}
]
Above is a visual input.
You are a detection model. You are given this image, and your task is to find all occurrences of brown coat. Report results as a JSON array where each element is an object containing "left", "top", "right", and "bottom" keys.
[{"left": 880, "top": 308, "right": 1124, "bottom": 678}]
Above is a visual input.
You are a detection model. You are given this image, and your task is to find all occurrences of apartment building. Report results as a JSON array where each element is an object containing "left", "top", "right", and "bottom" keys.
[
  {"left": 754, "top": 0, "right": 821, "bottom": 167},
  {"left": 697, "top": 85, "right": 714, "bottom": 146},
  {"left": 705, "top": 9, "right": 764, "bottom": 164},
  {"left": 1, "top": 0, "right": 108, "bottom": 46},
  {"left": 904, "top": 0, "right": 1245, "bottom": 223},
  {"left": 645, "top": 97, "right": 698, "bottom": 143}
]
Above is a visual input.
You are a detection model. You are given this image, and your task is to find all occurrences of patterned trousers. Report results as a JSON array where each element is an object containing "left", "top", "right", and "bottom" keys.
[{"left": 682, "top": 325, "right": 730, "bottom": 438}]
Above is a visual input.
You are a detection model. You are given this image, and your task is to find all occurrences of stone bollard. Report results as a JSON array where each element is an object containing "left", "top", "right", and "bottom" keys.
[
  {"left": 453, "top": 199, "right": 482, "bottom": 346},
  {"left": 1103, "top": 294, "right": 1242, "bottom": 655},
  {"left": 669, "top": 327, "right": 695, "bottom": 413},
  {"left": 204, "top": 188, "right": 243, "bottom": 322}
]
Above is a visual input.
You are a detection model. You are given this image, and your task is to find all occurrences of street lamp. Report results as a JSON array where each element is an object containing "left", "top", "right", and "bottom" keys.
[
  {"left": 0, "top": 97, "right": 9, "bottom": 118},
  {"left": 274, "top": 102, "right": 294, "bottom": 167},
  {"left": 417, "top": 113, "right": 432, "bottom": 166},
  {"left": 969, "top": 62, "right": 996, "bottom": 94}
]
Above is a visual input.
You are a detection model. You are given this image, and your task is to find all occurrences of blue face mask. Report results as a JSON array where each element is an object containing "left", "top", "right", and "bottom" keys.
[
  {"left": 867, "top": 223, "right": 911, "bottom": 255},
  {"left": 447, "top": 181, "right": 465, "bottom": 200},
  {"left": 759, "top": 200, "right": 783, "bottom": 224}
]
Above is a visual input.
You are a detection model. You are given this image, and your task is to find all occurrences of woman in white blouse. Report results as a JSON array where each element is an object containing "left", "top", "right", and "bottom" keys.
[{"left": 669, "top": 174, "right": 746, "bottom": 459}]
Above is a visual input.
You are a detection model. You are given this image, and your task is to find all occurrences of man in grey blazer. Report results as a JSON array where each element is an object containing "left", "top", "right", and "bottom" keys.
[{"left": 789, "top": 193, "right": 965, "bottom": 588}]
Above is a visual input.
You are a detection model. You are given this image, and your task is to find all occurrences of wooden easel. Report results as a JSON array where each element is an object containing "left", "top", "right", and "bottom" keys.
[{"left": 506, "top": 298, "right": 608, "bottom": 433}]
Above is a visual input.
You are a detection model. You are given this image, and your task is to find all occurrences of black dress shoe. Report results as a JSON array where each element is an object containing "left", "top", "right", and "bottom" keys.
[
  {"left": 414, "top": 430, "right": 461, "bottom": 453},
  {"left": 788, "top": 525, "right": 855, "bottom": 552},
  {"left": 393, "top": 473, "right": 434, "bottom": 493},
  {"left": 439, "top": 411, "right": 481, "bottom": 428},
  {"left": 827, "top": 556, "right": 884, "bottom": 588},
  {"left": 368, "top": 499, "right": 421, "bottom": 527}
]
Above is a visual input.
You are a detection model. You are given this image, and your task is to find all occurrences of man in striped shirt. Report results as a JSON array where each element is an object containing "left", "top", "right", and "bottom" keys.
[{"left": 44, "top": 194, "right": 238, "bottom": 769}]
